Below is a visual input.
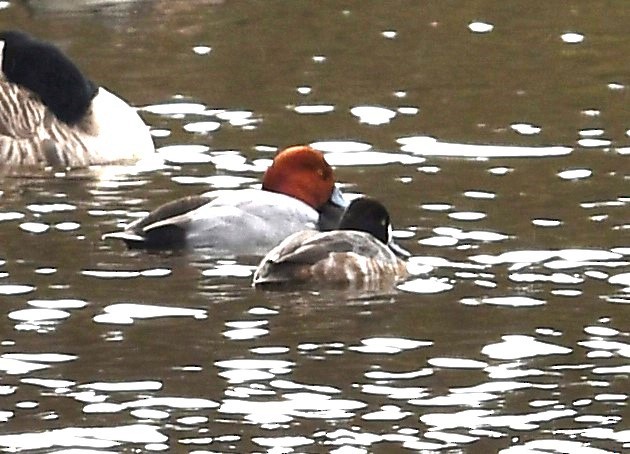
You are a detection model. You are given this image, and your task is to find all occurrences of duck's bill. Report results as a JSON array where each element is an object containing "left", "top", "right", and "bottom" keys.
[
  {"left": 317, "top": 186, "right": 350, "bottom": 231},
  {"left": 330, "top": 185, "right": 349, "bottom": 208},
  {"left": 388, "top": 239, "right": 412, "bottom": 258}
]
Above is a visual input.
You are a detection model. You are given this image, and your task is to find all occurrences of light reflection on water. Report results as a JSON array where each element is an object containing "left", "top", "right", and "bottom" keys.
[
  {"left": 1, "top": 164, "right": 628, "bottom": 451},
  {"left": 1, "top": 1, "right": 630, "bottom": 453}
]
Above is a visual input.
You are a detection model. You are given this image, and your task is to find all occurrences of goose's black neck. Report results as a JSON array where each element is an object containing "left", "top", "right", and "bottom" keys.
[{"left": 0, "top": 30, "right": 97, "bottom": 125}]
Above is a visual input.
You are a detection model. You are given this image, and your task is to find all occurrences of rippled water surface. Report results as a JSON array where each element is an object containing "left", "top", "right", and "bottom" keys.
[{"left": 1, "top": 1, "right": 629, "bottom": 452}]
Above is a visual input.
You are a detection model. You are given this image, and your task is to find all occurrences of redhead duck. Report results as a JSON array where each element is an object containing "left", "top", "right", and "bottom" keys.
[
  {"left": 252, "top": 197, "right": 409, "bottom": 288},
  {"left": 0, "top": 30, "right": 154, "bottom": 170},
  {"left": 103, "top": 145, "right": 348, "bottom": 256}
]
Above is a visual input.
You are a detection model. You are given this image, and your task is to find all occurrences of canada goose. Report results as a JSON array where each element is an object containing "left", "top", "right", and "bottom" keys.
[{"left": 0, "top": 30, "right": 154, "bottom": 170}]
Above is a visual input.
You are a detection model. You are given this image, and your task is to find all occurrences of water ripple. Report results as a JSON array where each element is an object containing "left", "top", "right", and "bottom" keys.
[
  {"left": 0, "top": 212, "right": 24, "bottom": 222},
  {"left": 469, "top": 21, "right": 494, "bottom": 33},
  {"left": 470, "top": 249, "right": 622, "bottom": 266},
  {"left": 427, "top": 357, "right": 488, "bottom": 369},
  {"left": 80, "top": 381, "right": 163, "bottom": 392},
  {"left": 362, "top": 405, "right": 411, "bottom": 421},
  {"left": 0, "top": 424, "right": 166, "bottom": 452},
  {"left": 421, "top": 407, "right": 577, "bottom": 431},
  {"left": 397, "top": 277, "right": 454, "bottom": 294},
  {"left": 503, "top": 439, "right": 612, "bottom": 453},
  {"left": 220, "top": 393, "right": 366, "bottom": 424},
  {"left": 19, "top": 222, "right": 49, "bottom": 234},
  {"left": 364, "top": 368, "right": 433, "bottom": 380},
  {"left": 142, "top": 102, "right": 207, "bottom": 116},
  {"left": 561, "top": 32, "right": 585, "bottom": 43},
  {"left": 0, "top": 353, "right": 76, "bottom": 375},
  {"left": 348, "top": 337, "right": 432, "bottom": 354},
  {"left": 325, "top": 150, "right": 423, "bottom": 166},
  {"left": 157, "top": 144, "right": 212, "bottom": 164},
  {"left": 510, "top": 123, "right": 541, "bottom": 135},
  {"left": 0, "top": 284, "right": 35, "bottom": 295},
  {"left": 82, "top": 268, "right": 171, "bottom": 279},
  {"left": 361, "top": 384, "right": 427, "bottom": 399},
  {"left": 558, "top": 168, "right": 592, "bottom": 180},
  {"left": 183, "top": 120, "right": 221, "bottom": 133},
  {"left": 481, "top": 335, "right": 572, "bottom": 360},
  {"left": 310, "top": 141, "right": 370, "bottom": 152},
  {"left": 398, "top": 136, "right": 571, "bottom": 157},
  {"left": 350, "top": 106, "right": 396, "bottom": 125},
  {"left": 8, "top": 308, "right": 70, "bottom": 322},
  {"left": 253, "top": 436, "right": 313, "bottom": 449},
  {"left": 27, "top": 203, "right": 76, "bottom": 213},
  {"left": 294, "top": 104, "right": 335, "bottom": 114},
  {"left": 93, "top": 303, "right": 207, "bottom": 325}
]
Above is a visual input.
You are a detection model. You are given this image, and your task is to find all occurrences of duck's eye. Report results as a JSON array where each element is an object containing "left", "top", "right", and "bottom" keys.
[{"left": 318, "top": 167, "right": 332, "bottom": 179}]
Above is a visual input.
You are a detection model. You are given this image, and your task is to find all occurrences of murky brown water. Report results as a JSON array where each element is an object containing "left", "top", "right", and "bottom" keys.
[{"left": 1, "top": 1, "right": 629, "bottom": 452}]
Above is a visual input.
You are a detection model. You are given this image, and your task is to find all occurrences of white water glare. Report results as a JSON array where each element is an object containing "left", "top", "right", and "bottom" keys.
[{"left": 397, "top": 136, "right": 571, "bottom": 157}]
